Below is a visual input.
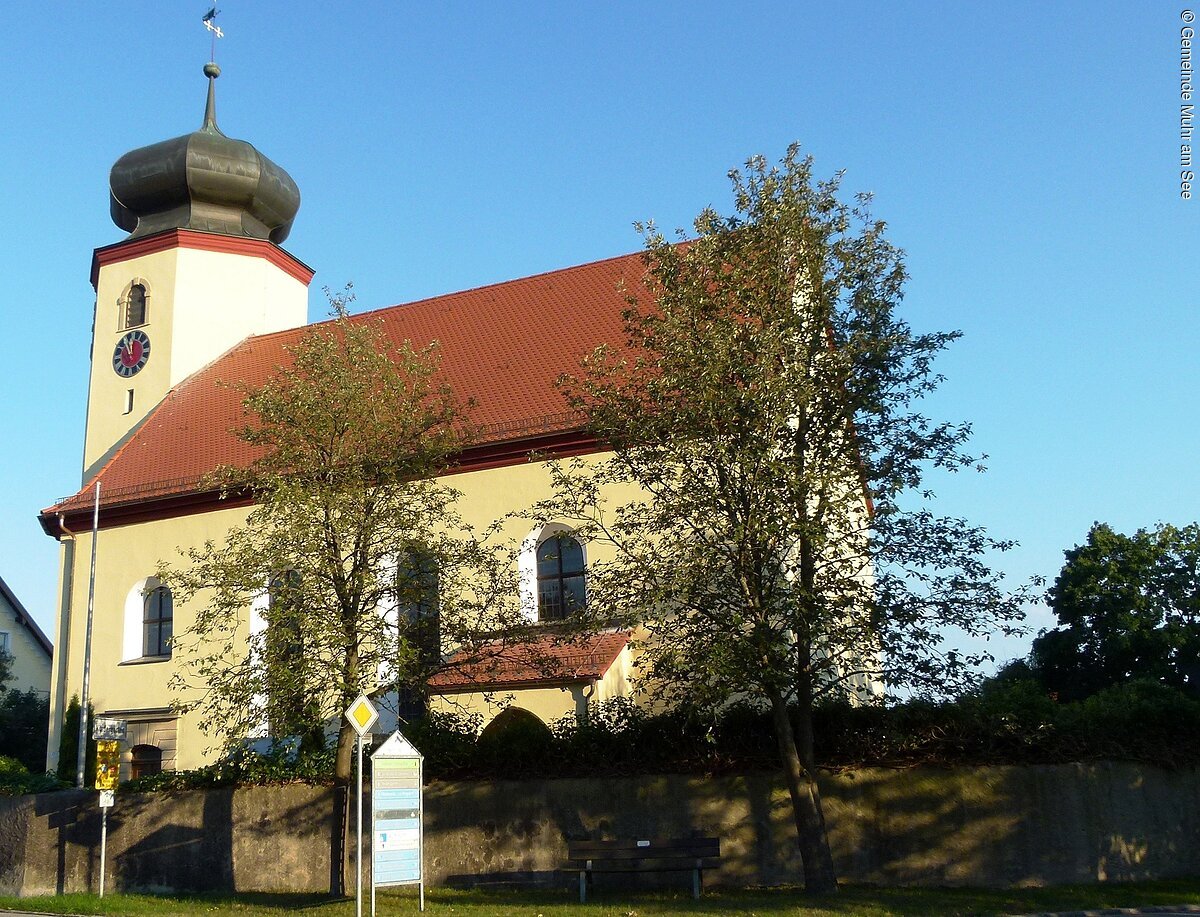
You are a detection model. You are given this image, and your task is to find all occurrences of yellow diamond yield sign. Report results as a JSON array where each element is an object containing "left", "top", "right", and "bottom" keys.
[{"left": 345, "top": 694, "right": 379, "bottom": 736}]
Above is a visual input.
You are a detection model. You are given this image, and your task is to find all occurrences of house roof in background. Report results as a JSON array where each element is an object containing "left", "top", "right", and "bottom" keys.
[{"left": 0, "top": 574, "right": 53, "bottom": 657}]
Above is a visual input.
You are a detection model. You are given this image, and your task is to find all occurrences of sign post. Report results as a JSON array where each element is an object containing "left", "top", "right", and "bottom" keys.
[
  {"left": 344, "top": 695, "right": 379, "bottom": 917},
  {"left": 92, "top": 717, "right": 124, "bottom": 898},
  {"left": 370, "top": 731, "right": 424, "bottom": 914}
]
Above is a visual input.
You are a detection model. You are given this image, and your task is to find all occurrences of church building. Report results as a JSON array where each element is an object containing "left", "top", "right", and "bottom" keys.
[{"left": 39, "top": 65, "right": 645, "bottom": 777}]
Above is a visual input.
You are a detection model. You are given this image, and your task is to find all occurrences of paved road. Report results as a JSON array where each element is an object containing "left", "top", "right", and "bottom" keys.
[
  {"left": 1013, "top": 908, "right": 1200, "bottom": 916},
  {"left": 7, "top": 905, "right": 1200, "bottom": 917}
]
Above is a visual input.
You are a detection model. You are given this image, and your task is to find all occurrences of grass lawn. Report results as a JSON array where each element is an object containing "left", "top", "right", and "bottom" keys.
[{"left": 2, "top": 880, "right": 1200, "bottom": 917}]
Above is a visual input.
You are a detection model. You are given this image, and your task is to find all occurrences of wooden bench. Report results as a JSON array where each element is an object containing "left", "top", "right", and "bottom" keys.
[{"left": 566, "top": 837, "right": 721, "bottom": 902}]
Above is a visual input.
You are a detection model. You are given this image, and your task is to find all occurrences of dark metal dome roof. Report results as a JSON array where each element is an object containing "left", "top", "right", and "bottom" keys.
[{"left": 108, "top": 64, "right": 300, "bottom": 244}]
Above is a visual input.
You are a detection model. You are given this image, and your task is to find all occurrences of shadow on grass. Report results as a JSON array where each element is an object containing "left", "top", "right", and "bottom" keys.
[
  {"left": 0, "top": 890, "right": 343, "bottom": 916},
  {"left": 186, "top": 890, "right": 345, "bottom": 910},
  {"left": 433, "top": 879, "right": 1200, "bottom": 916},
  {"left": 4, "top": 879, "right": 1200, "bottom": 917}
]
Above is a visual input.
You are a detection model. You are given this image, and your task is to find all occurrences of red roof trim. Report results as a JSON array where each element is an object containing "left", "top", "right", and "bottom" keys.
[
  {"left": 430, "top": 676, "right": 595, "bottom": 693},
  {"left": 38, "top": 427, "right": 606, "bottom": 535},
  {"left": 90, "top": 229, "right": 315, "bottom": 288}
]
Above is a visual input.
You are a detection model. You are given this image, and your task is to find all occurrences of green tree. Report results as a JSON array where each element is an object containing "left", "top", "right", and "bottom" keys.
[
  {"left": 536, "top": 146, "right": 1027, "bottom": 893},
  {"left": 1030, "top": 522, "right": 1200, "bottom": 700},
  {"left": 0, "top": 688, "right": 51, "bottom": 774},
  {"left": 0, "top": 649, "right": 52, "bottom": 774},
  {"left": 162, "top": 293, "right": 522, "bottom": 894},
  {"left": 56, "top": 695, "right": 95, "bottom": 785}
]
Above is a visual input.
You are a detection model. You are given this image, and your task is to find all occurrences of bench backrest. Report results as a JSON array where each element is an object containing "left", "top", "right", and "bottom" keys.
[{"left": 568, "top": 838, "right": 720, "bottom": 861}]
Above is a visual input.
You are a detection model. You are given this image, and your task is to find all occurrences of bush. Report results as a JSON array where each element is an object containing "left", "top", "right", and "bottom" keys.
[
  {"left": 122, "top": 741, "right": 337, "bottom": 793},
  {"left": 0, "top": 687, "right": 50, "bottom": 772},
  {"left": 476, "top": 707, "right": 556, "bottom": 776},
  {"left": 108, "top": 680, "right": 1200, "bottom": 793},
  {"left": 0, "top": 755, "right": 64, "bottom": 796},
  {"left": 401, "top": 709, "right": 480, "bottom": 777}
]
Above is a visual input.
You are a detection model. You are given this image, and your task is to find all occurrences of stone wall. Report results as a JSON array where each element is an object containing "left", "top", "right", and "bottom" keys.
[
  {"left": 1, "top": 784, "right": 338, "bottom": 896},
  {"left": 3, "top": 763, "right": 1198, "bottom": 896}
]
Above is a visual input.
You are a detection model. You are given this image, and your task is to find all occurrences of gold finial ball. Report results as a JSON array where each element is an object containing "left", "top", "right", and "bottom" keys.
[{"left": 203, "top": 62, "right": 221, "bottom": 79}]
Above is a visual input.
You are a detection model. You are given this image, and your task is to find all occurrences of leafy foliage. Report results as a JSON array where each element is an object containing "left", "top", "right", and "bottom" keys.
[
  {"left": 500, "top": 686, "right": 1200, "bottom": 775},
  {"left": 475, "top": 706, "right": 555, "bottom": 771},
  {"left": 532, "top": 145, "right": 1028, "bottom": 890},
  {"left": 121, "top": 742, "right": 336, "bottom": 793},
  {"left": 158, "top": 292, "right": 534, "bottom": 896},
  {"left": 162, "top": 294, "right": 524, "bottom": 788},
  {"left": 0, "top": 686, "right": 51, "bottom": 773},
  {"left": 55, "top": 695, "right": 95, "bottom": 786},
  {"left": 0, "top": 755, "right": 64, "bottom": 796},
  {"left": 107, "top": 683, "right": 1200, "bottom": 793},
  {"left": 400, "top": 710, "right": 481, "bottom": 775},
  {"left": 1029, "top": 522, "right": 1200, "bottom": 700},
  {"left": 0, "top": 645, "right": 50, "bottom": 775}
]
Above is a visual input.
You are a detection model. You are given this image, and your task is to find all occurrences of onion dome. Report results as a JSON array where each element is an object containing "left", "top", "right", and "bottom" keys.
[{"left": 108, "top": 63, "right": 300, "bottom": 244}]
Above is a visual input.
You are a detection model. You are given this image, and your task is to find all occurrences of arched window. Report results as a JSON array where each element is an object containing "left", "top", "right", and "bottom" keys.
[
  {"left": 265, "top": 571, "right": 312, "bottom": 739},
  {"left": 130, "top": 744, "right": 163, "bottom": 779},
  {"left": 396, "top": 548, "right": 440, "bottom": 665},
  {"left": 536, "top": 533, "right": 585, "bottom": 622},
  {"left": 392, "top": 548, "right": 440, "bottom": 722},
  {"left": 122, "top": 281, "right": 149, "bottom": 328},
  {"left": 143, "top": 583, "right": 173, "bottom": 658}
]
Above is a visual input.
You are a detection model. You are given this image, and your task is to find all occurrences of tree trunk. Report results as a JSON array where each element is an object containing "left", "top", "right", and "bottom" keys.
[
  {"left": 330, "top": 722, "right": 356, "bottom": 897},
  {"left": 767, "top": 687, "right": 838, "bottom": 894},
  {"left": 329, "top": 783, "right": 347, "bottom": 897},
  {"left": 794, "top": 664, "right": 817, "bottom": 776},
  {"left": 332, "top": 632, "right": 361, "bottom": 898}
]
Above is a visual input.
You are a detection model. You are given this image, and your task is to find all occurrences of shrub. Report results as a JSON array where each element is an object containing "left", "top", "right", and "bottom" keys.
[
  {"left": 122, "top": 741, "right": 336, "bottom": 793},
  {"left": 0, "top": 755, "right": 64, "bottom": 795},
  {"left": 0, "top": 687, "right": 50, "bottom": 772},
  {"left": 476, "top": 707, "right": 556, "bottom": 777},
  {"left": 401, "top": 709, "right": 480, "bottom": 777},
  {"left": 106, "top": 680, "right": 1200, "bottom": 793}
]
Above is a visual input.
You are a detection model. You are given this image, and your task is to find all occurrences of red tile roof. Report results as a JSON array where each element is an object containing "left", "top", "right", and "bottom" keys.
[
  {"left": 428, "top": 631, "right": 631, "bottom": 692},
  {"left": 43, "top": 250, "right": 649, "bottom": 522}
]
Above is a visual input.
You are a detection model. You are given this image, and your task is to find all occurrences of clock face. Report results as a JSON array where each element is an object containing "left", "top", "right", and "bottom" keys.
[{"left": 113, "top": 329, "right": 151, "bottom": 378}]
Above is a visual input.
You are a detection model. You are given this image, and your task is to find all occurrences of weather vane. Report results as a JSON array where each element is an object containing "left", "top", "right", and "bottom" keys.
[{"left": 202, "top": 7, "right": 223, "bottom": 62}]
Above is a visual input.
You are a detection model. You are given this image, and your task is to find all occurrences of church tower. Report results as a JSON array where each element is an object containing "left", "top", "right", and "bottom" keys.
[{"left": 83, "top": 63, "right": 312, "bottom": 479}]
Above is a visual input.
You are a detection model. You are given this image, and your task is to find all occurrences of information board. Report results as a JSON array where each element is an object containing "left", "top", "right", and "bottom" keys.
[{"left": 371, "top": 731, "right": 423, "bottom": 895}]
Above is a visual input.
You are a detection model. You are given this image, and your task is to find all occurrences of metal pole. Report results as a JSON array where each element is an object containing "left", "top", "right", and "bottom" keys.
[
  {"left": 99, "top": 806, "right": 107, "bottom": 897},
  {"left": 369, "top": 746, "right": 375, "bottom": 917},
  {"left": 76, "top": 481, "right": 100, "bottom": 788},
  {"left": 419, "top": 755, "right": 425, "bottom": 912},
  {"left": 356, "top": 733, "right": 363, "bottom": 917}
]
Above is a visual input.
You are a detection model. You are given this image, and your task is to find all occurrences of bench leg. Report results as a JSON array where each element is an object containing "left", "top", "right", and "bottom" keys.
[
  {"left": 579, "top": 869, "right": 586, "bottom": 903},
  {"left": 693, "top": 866, "right": 700, "bottom": 899}
]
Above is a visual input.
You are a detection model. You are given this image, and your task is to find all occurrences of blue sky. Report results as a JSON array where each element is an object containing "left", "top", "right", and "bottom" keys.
[{"left": 0, "top": 2, "right": 1194, "bottom": 670}]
